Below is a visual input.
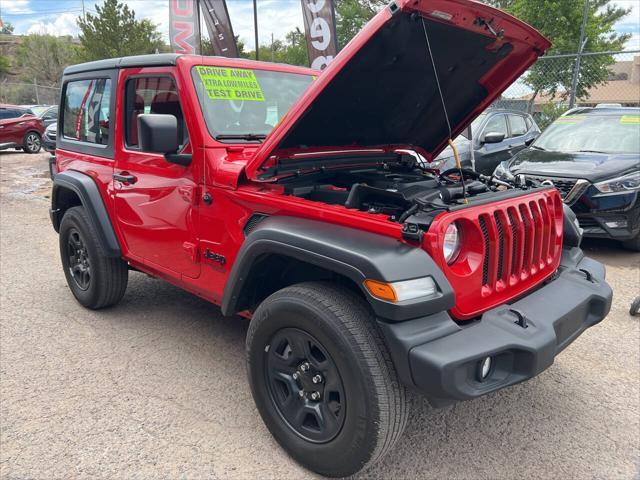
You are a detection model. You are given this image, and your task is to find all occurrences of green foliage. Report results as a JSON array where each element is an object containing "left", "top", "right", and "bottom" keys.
[
  {"left": 77, "top": 0, "right": 163, "bottom": 61},
  {"left": 486, "top": 0, "right": 631, "bottom": 102},
  {"left": 0, "top": 22, "right": 14, "bottom": 35},
  {"left": 536, "top": 102, "right": 568, "bottom": 130},
  {"left": 334, "top": 0, "right": 385, "bottom": 49},
  {"left": 240, "top": 28, "right": 309, "bottom": 67},
  {"left": 16, "top": 34, "right": 79, "bottom": 86},
  {"left": 0, "top": 55, "right": 9, "bottom": 77}
]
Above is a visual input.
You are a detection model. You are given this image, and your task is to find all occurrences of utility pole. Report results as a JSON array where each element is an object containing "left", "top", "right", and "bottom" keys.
[
  {"left": 253, "top": 0, "right": 259, "bottom": 61},
  {"left": 569, "top": 0, "right": 589, "bottom": 109},
  {"left": 81, "top": 0, "right": 86, "bottom": 19},
  {"left": 271, "top": 33, "right": 275, "bottom": 63}
]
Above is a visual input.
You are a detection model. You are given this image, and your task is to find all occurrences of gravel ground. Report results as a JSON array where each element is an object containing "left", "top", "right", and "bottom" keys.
[{"left": 1, "top": 151, "right": 639, "bottom": 479}]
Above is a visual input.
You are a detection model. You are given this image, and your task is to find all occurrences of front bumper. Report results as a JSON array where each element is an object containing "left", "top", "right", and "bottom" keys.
[
  {"left": 573, "top": 189, "right": 639, "bottom": 241},
  {"left": 378, "top": 248, "right": 612, "bottom": 406}
]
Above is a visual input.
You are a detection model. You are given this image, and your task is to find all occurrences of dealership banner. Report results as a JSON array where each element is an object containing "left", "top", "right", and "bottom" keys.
[
  {"left": 200, "top": 0, "right": 239, "bottom": 58},
  {"left": 300, "top": 0, "right": 338, "bottom": 70},
  {"left": 169, "top": 0, "right": 201, "bottom": 54}
]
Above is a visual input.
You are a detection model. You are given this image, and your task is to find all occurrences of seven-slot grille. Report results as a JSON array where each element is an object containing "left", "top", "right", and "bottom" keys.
[
  {"left": 478, "top": 198, "right": 558, "bottom": 291},
  {"left": 424, "top": 189, "right": 564, "bottom": 320}
]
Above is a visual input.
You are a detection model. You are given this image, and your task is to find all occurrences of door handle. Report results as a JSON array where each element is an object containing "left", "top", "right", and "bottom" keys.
[{"left": 113, "top": 173, "right": 137, "bottom": 185}]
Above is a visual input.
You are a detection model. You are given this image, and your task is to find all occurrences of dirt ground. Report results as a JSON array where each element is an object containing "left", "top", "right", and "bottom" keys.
[{"left": 1, "top": 150, "right": 639, "bottom": 479}]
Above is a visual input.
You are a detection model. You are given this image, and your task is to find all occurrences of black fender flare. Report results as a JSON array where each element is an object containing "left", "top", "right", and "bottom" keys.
[
  {"left": 221, "top": 216, "right": 454, "bottom": 321},
  {"left": 50, "top": 170, "right": 121, "bottom": 257}
]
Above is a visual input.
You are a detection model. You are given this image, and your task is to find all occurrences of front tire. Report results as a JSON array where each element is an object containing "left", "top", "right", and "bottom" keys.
[
  {"left": 246, "top": 282, "right": 408, "bottom": 477},
  {"left": 23, "top": 131, "right": 41, "bottom": 154},
  {"left": 59, "top": 206, "right": 128, "bottom": 309}
]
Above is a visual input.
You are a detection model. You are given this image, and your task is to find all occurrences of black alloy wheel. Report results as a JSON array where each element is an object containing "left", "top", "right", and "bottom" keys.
[
  {"left": 66, "top": 228, "right": 91, "bottom": 291},
  {"left": 265, "top": 328, "right": 346, "bottom": 443}
]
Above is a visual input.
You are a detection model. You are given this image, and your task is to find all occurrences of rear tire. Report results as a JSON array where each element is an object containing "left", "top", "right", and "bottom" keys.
[
  {"left": 246, "top": 282, "right": 408, "bottom": 477},
  {"left": 622, "top": 234, "right": 640, "bottom": 252},
  {"left": 59, "top": 206, "right": 128, "bottom": 309},
  {"left": 23, "top": 131, "right": 41, "bottom": 154}
]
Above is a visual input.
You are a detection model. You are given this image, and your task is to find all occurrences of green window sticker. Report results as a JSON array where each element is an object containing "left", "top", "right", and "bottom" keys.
[
  {"left": 620, "top": 115, "right": 640, "bottom": 125},
  {"left": 196, "top": 66, "right": 265, "bottom": 102}
]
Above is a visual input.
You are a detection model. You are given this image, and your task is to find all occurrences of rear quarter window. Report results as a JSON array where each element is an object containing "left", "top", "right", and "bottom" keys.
[{"left": 62, "top": 78, "right": 112, "bottom": 145}]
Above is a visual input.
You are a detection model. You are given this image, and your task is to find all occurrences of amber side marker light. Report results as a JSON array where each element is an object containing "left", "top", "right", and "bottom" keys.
[{"left": 364, "top": 277, "right": 437, "bottom": 303}]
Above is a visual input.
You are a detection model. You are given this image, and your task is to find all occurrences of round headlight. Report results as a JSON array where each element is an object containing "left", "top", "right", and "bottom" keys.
[{"left": 443, "top": 222, "right": 461, "bottom": 264}]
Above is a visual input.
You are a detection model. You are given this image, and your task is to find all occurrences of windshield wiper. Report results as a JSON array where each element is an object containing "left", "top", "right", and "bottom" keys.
[
  {"left": 215, "top": 133, "right": 267, "bottom": 142},
  {"left": 531, "top": 145, "right": 546, "bottom": 151},
  {"left": 577, "top": 150, "right": 608, "bottom": 154}
]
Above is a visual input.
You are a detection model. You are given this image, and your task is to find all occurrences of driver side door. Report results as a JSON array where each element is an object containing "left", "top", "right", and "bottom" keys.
[{"left": 113, "top": 70, "right": 200, "bottom": 279}]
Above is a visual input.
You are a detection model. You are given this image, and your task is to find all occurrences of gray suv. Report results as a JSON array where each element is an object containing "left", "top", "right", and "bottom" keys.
[{"left": 433, "top": 109, "right": 540, "bottom": 175}]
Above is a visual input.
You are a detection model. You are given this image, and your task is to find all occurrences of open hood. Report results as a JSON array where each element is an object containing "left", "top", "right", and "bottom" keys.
[{"left": 245, "top": 0, "right": 550, "bottom": 181}]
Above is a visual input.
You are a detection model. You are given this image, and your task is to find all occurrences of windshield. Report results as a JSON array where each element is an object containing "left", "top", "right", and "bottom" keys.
[
  {"left": 534, "top": 114, "right": 640, "bottom": 154},
  {"left": 191, "top": 66, "right": 314, "bottom": 141}
]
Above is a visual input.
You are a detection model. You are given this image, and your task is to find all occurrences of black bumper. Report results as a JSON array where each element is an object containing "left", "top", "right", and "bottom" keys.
[{"left": 378, "top": 248, "right": 612, "bottom": 406}]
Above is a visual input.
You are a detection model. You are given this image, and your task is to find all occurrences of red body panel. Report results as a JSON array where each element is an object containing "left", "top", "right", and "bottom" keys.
[{"left": 54, "top": 0, "right": 559, "bottom": 319}]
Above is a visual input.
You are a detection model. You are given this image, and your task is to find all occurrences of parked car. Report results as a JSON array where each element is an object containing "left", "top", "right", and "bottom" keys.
[
  {"left": 0, "top": 104, "right": 44, "bottom": 153},
  {"left": 432, "top": 109, "right": 540, "bottom": 175},
  {"left": 22, "top": 105, "right": 58, "bottom": 127},
  {"left": 49, "top": 2, "right": 612, "bottom": 477},
  {"left": 494, "top": 106, "right": 640, "bottom": 251},
  {"left": 42, "top": 123, "right": 57, "bottom": 153}
]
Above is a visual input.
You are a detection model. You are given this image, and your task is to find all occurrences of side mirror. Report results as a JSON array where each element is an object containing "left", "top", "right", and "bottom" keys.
[
  {"left": 138, "top": 114, "right": 191, "bottom": 166},
  {"left": 482, "top": 131, "right": 506, "bottom": 144},
  {"left": 138, "top": 114, "right": 179, "bottom": 154}
]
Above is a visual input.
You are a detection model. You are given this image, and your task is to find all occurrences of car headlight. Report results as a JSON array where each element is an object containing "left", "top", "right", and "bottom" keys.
[
  {"left": 364, "top": 277, "right": 437, "bottom": 303},
  {"left": 493, "top": 161, "right": 515, "bottom": 181},
  {"left": 594, "top": 171, "right": 640, "bottom": 195},
  {"left": 443, "top": 222, "right": 461, "bottom": 264}
]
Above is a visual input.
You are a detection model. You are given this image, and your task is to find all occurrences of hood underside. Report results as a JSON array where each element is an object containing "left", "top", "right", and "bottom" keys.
[{"left": 245, "top": 0, "right": 550, "bottom": 181}]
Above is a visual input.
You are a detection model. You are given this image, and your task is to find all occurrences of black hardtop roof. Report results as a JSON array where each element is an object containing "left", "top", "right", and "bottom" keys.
[{"left": 63, "top": 53, "right": 182, "bottom": 76}]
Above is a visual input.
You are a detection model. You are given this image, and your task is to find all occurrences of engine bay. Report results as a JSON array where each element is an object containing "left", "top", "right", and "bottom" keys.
[{"left": 280, "top": 154, "right": 543, "bottom": 229}]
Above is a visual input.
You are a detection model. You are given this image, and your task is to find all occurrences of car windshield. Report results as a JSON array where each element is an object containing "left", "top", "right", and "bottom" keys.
[
  {"left": 534, "top": 113, "right": 640, "bottom": 154},
  {"left": 191, "top": 66, "right": 314, "bottom": 141},
  {"left": 460, "top": 113, "right": 486, "bottom": 140}
]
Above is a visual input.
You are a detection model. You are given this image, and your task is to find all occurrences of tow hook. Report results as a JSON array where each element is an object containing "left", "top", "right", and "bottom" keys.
[{"left": 509, "top": 309, "right": 529, "bottom": 329}]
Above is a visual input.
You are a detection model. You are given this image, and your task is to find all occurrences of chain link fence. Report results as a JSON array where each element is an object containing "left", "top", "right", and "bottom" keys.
[
  {"left": 0, "top": 81, "right": 61, "bottom": 106},
  {"left": 494, "top": 50, "right": 640, "bottom": 129}
]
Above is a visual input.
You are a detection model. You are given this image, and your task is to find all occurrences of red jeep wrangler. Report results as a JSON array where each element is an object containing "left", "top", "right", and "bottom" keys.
[{"left": 50, "top": 0, "right": 612, "bottom": 476}]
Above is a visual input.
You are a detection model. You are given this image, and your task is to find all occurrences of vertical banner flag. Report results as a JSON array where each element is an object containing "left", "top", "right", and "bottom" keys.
[
  {"left": 169, "top": 0, "right": 201, "bottom": 54},
  {"left": 200, "top": 0, "right": 240, "bottom": 58},
  {"left": 300, "top": 0, "right": 338, "bottom": 71}
]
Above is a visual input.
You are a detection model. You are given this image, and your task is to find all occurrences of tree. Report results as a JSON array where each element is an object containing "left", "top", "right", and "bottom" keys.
[
  {"left": 335, "top": 0, "right": 385, "bottom": 49},
  {"left": 0, "top": 22, "right": 14, "bottom": 35},
  {"left": 16, "top": 34, "right": 78, "bottom": 86},
  {"left": 77, "top": 0, "right": 163, "bottom": 61},
  {"left": 485, "top": 0, "right": 631, "bottom": 106},
  {"left": 0, "top": 55, "right": 10, "bottom": 77}
]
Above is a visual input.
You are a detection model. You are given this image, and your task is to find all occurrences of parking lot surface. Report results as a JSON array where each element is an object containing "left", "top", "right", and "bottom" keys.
[{"left": 1, "top": 151, "right": 639, "bottom": 479}]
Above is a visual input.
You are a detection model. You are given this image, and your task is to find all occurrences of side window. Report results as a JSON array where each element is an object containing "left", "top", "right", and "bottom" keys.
[
  {"left": 483, "top": 114, "right": 508, "bottom": 138},
  {"left": 63, "top": 78, "right": 111, "bottom": 145},
  {"left": 125, "top": 77, "right": 187, "bottom": 149},
  {"left": 508, "top": 115, "right": 528, "bottom": 137},
  {"left": 43, "top": 108, "right": 57, "bottom": 121},
  {"left": 525, "top": 116, "right": 533, "bottom": 130}
]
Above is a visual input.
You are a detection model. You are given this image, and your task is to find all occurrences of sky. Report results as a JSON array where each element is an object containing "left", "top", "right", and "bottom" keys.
[{"left": 1, "top": 0, "right": 638, "bottom": 52}]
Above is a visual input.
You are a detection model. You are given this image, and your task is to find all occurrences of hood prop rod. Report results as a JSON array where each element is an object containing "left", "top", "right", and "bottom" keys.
[{"left": 420, "top": 16, "right": 468, "bottom": 204}]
